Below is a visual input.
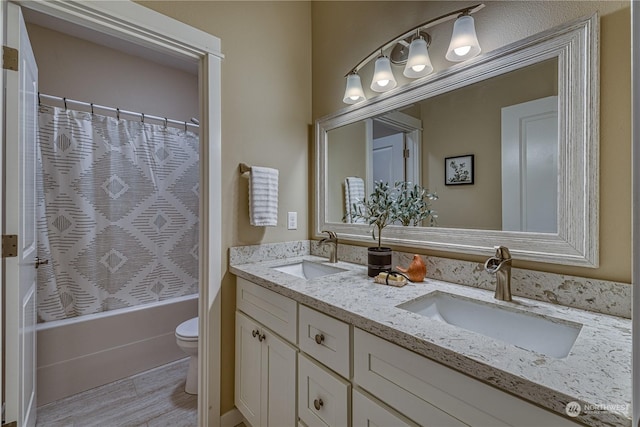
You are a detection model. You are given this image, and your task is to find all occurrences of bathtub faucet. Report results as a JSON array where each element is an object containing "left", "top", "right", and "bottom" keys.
[{"left": 484, "top": 246, "right": 512, "bottom": 301}]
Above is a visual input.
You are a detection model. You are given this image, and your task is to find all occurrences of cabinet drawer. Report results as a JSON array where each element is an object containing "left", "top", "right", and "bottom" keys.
[
  {"left": 299, "top": 305, "right": 350, "bottom": 378},
  {"left": 237, "top": 277, "right": 297, "bottom": 343},
  {"left": 352, "top": 388, "right": 417, "bottom": 427},
  {"left": 354, "top": 328, "right": 580, "bottom": 427},
  {"left": 298, "top": 353, "right": 350, "bottom": 427}
]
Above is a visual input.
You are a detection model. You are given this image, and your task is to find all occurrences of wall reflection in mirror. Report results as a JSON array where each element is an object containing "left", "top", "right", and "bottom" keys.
[{"left": 327, "top": 58, "right": 558, "bottom": 233}]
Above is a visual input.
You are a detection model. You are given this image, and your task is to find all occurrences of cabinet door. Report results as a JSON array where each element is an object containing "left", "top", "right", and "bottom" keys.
[
  {"left": 263, "top": 327, "right": 297, "bottom": 427},
  {"left": 235, "top": 312, "right": 262, "bottom": 427},
  {"left": 298, "top": 353, "right": 350, "bottom": 427},
  {"left": 352, "top": 388, "right": 417, "bottom": 427}
]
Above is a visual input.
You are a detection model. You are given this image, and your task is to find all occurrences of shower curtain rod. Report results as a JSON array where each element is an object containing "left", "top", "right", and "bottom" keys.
[{"left": 38, "top": 93, "right": 200, "bottom": 132}]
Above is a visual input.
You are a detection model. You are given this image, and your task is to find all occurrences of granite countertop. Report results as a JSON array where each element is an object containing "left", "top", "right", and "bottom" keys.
[{"left": 230, "top": 255, "right": 632, "bottom": 427}]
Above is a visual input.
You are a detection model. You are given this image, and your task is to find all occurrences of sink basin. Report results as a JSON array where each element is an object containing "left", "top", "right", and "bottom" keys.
[
  {"left": 397, "top": 292, "right": 582, "bottom": 358},
  {"left": 271, "top": 260, "right": 346, "bottom": 280}
]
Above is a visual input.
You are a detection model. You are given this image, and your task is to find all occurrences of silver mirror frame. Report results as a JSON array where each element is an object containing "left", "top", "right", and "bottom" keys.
[{"left": 315, "top": 15, "right": 598, "bottom": 267}]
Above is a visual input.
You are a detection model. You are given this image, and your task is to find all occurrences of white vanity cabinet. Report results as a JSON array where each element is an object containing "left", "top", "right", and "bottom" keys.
[
  {"left": 353, "top": 328, "right": 581, "bottom": 427},
  {"left": 234, "top": 276, "right": 583, "bottom": 427},
  {"left": 235, "top": 278, "right": 298, "bottom": 427}
]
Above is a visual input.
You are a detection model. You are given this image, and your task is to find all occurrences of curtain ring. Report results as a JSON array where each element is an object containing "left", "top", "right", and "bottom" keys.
[
  {"left": 90, "top": 103, "right": 94, "bottom": 115},
  {"left": 63, "top": 97, "right": 67, "bottom": 110},
  {"left": 38, "top": 92, "right": 41, "bottom": 106},
  {"left": 141, "top": 113, "right": 145, "bottom": 124},
  {"left": 116, "top": 108, "right": 120, "bottom": 121},
  {"left": 164, "top": 117, "right": 168, "bottom": 128},
  {"left": 184, "top": 121, "right": 187, "bottom": 132}
]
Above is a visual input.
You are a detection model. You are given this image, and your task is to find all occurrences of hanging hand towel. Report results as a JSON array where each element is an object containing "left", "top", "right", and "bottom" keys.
[
  {"left": 249, "top": 166, "right": 279, "bottom": 226},
  {"left": 344, "top": 176, "right": 365, "bottom": 223}
]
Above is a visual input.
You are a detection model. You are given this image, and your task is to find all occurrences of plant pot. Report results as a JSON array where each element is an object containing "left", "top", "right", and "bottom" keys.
[{"left": 367, "top": 247, "right": 392, "bottom": 277}]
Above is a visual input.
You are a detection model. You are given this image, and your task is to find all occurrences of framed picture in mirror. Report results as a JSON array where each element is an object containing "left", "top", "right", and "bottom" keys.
[{"left": 445, "top": 154, "right": 474, "bottom": 185}]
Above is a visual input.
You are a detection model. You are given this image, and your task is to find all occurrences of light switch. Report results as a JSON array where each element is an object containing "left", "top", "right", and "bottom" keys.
[{"left": 287, "top": 212, "right": 297, "bottom": 230}]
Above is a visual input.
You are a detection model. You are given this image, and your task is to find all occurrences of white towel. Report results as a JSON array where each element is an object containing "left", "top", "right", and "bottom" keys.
[
  {"left": 249, "top": 166, "right": 279, "bottom": 226},
  {"left": 344, "top": 176, "right": 366, "bottom": 223}
]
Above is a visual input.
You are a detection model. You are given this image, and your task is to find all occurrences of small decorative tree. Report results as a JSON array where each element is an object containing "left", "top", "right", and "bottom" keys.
[
  {"left": 394, "top": 181, "right": 438, "bottom": 227},
  {"left": 351, "top": 181, "right": 398, "bottom": 249}
]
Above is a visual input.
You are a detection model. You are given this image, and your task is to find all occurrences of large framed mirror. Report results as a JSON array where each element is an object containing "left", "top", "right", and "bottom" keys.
[{"left": 315, "top": 15, "right": 598, "bottom": 267}]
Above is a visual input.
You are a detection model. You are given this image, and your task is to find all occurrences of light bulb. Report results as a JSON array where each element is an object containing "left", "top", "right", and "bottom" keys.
[
  {"left": 343, "top": 73, "right": 366, "bottom": 104},
  {"left": 371, "top": 56, "right": 397, "bottom": 92},
  {"left": 446, "top": 14, "right": 481, "bottom": 62},
  {"left": 403, "top": 37, "right": 433, "bottom": 78},
  {"left": 454, "top": 45, "right": 471, "bottom": 56}
]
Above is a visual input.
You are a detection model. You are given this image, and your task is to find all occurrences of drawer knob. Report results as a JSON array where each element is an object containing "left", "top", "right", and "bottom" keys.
[
  {"left": 314, "top": 333, "right": 325, "bottom": 345},
  {"left": 313, "top": 398, "right": 324, "bottom": 411}
]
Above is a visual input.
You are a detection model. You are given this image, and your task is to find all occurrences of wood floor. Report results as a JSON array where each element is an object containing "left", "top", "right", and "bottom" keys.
[{"left": 36, "top": 358, "right": 197, "bottom": 427}]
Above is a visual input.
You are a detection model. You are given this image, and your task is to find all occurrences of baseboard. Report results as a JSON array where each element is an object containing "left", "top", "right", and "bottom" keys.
[{"left": 221, "top": 408, "right": 245, "bottom": 427}]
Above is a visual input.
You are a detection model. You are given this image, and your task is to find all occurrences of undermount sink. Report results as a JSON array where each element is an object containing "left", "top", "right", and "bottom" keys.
[
  {"left": 397, "top": 292, "right": 582, "bottom": 359},
  {"left": 271, "top": 260, "right": 346, "bottom": 280}
]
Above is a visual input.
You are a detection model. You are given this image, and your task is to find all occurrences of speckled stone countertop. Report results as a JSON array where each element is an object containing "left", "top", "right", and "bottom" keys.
[{"left": 230, "top": 254, "right": 632, "bottom": 427}]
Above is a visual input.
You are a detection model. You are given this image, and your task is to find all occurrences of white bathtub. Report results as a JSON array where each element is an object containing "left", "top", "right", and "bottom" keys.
[{"left": 36, "top": 294, "right": 198, "bottom": 405}]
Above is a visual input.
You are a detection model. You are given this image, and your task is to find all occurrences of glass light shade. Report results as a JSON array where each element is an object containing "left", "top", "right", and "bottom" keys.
[
  {"left": 370, "top": 56, "right": 397, "bottom": 92},
  {"left": 445, "top": 15, "right": 481, "bottom": 62},
  {"left": 343, "top": 74, "right": 366, "bottom": 104},
  {"left": 403, "top": 37, "right": 433, "bottom": 78}
]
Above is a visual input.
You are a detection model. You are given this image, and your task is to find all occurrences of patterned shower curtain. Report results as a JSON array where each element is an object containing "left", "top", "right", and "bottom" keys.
[{"left": 36, "top": 105, "right": 199, "bottom": 322}]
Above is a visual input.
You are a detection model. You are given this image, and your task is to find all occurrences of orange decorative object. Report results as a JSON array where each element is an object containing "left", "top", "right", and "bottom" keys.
[{"left": 396, "top": 254, "right": 426, "bottom": 282}]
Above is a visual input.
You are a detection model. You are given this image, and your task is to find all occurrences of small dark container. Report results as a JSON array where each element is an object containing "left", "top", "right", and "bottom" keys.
[{"left": 367, "top": 247, "right": 392, "bottom": 277}]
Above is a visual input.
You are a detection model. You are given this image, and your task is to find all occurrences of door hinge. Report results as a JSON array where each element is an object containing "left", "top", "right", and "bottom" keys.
[
  {"left": 2, "top": 235, "right": 18, "bottom": 258},
  {"left": 403, "top": 148, "right": 410, "bottom": 158},
  {"left": 3, "top": 46, "right": 18, "bottom": 71}
]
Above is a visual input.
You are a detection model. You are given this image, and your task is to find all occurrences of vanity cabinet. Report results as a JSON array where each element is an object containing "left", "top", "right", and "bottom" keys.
[
  {"left": 235, "top": 278, "right": 298, "bottom": 427},
  {"left": 234, "top": 276, "right": 582, "bottom": 427},
  {"left": 235, "top": 311, "right": 297, "bottom": 427},
  {"left": 353, "top": 328, "right": 581, "bottom": 427}
]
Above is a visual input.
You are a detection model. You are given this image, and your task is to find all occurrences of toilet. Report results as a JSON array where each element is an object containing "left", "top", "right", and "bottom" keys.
[{"left": 175, "top": 317, "right": 198, "bottom": 394}]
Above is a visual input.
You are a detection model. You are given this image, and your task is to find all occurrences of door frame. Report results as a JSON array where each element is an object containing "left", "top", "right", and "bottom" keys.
[
  {"left": 365, "top": 112, "right": 422, "bottom": 194},
  {"left": 0, "top": 1, "right": 223, "bottom": 426}
]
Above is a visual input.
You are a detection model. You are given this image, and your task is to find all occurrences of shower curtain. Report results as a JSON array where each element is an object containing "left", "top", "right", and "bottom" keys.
[{"left": 36, "top": 105, "right": 199, "bottom": 322}]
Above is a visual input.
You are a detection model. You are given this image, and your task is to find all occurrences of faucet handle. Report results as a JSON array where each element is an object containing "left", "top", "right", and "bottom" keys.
[
  {"left": 321, "top": 230, "right": 337, "bottom": 240},
  {"left": 493, "top": 245, "right": 511, "bottom": 260}
]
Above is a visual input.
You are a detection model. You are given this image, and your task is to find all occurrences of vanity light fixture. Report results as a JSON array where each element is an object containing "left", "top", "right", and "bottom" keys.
[{"left": 343, "top": 3, "right": 484, "bottom": 104}]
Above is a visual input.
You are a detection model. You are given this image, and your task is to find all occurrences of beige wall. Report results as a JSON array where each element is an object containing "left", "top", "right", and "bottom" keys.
[
  {"left": 26, "top": 23, "right": 198, "bottom": 120},
  {"left": 313, "top": 1, "right": 631, "bottom": 284},
  {"left": 422, "top": 59, "right": 557, "bottom": 230},
  {"left": 139, "top": 1, "right": 312, "bottom": 415}
]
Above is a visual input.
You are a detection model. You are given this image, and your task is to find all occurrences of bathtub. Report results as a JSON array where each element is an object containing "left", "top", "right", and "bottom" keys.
[{"left": 36, "top": 294, "right": 198, "bottom": 405}]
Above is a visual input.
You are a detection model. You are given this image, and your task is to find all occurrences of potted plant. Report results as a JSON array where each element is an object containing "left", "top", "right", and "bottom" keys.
[
  {"left": 394, "top": 181, "right": 438, "bottom": 227},
  {"left": 352, "top": 181, "right": 438, "bottom": 277},
  {"left": 351, "top": 181, "right": 396, "bottom": 276}
]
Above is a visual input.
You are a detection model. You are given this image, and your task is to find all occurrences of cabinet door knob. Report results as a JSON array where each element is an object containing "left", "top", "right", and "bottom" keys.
[
  {"left": 314, "top": 333, "right": 325, "bottom": 345},
  {"left": 252, "top": 329, "right": 259, "bottom": 338},
  {"left": 258, "top": 332, "right": 266, "bottom": 342},
  {"left": 313, "top": 398, "right": 324, "bottom": 411}
]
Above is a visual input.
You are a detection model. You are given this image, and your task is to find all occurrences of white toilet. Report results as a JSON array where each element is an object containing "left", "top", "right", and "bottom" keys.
[{"left": 175, "top": 317, "right": 198, "bottom": 394}]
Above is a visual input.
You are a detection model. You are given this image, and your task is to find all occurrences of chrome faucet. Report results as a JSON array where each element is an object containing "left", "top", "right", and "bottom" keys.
[
  {"left": 484, "top": 246, "right": 512, "bottom": 301},
  {"left": 319, "top": 230, "right": 338, "bottom": 263}
]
